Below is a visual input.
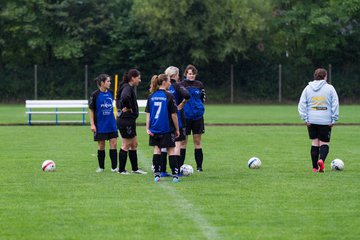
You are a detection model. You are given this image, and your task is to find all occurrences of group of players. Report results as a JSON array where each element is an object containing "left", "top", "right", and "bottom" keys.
[{"left": 89, "top": 65, "right": 205, "bottom": 182}]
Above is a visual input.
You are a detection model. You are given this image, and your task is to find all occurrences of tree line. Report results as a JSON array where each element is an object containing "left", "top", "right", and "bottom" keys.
[{"left": 1, "top": 0, "right": 359, "bottom": 102}]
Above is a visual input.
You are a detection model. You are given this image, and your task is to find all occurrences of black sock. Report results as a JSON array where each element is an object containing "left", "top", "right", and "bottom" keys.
[
  {"left": 129, "top": 150, "right": 138, "bottom": 171},
  {"left": 195, "top": 148, "right": 203, "bottom": 169},
  {"left": 109, "top": 149, "right": 117, "bottom": 170},
  {"left": 160, "top": 151, "right": 168, "bottom": 172},
  {"left": 320, "top": 145, "right": 329, "bottom": 162},
  {"left": 180, "top": 148, "right": 186, "bottom": 166},
  {"left": 98, "top": 150, "right": 105, "bottom": 169},
  {"left": 310, "top": 146, "right": 320, "bottom": 169},
  {"left": 152, "top": 154, "right": 161, "bottom": 175},
  {"left": 169, "top": 155, "right": 179, "bottom": 175},
  {"left": 119, "top": 149, "right": 128, "bottom": 172}
]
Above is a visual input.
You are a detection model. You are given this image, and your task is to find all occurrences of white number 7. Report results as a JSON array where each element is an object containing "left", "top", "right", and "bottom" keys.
[{"left": 154, "top": 101, "right": 162, "bottom": 119}]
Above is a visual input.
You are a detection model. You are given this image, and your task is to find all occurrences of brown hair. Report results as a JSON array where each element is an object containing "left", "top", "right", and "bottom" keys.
[
  {"left": 184, "top": 64, "right": 198, "bottom": 76},
  {"left": 314, "top": 68, "right": 327, "bottom": 80},
  {"left": 94, "top": 74, "right": 110, "bottom": 87},
  {"left": 123, "top": 69, "right": 140, "bottom": 83},
  {"left": 149, "top": 74, "right": 168, "bottom": 94}
]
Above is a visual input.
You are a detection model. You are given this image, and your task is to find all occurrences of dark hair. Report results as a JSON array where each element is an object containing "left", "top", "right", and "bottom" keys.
[
  {"left": 314, "top": 68, "right": 327, "bottom": 80},
  {"left": 149, "top": 74, "right": 168, "bottom": 93},
  {"left": 94, "top": 74, "right": 110, "bottom": 86},
  {"left": 123, "top": 69, "right": 140, "bottom": 83},
  {"left": 184, "top": 64, "right": 198, "bottom": 76}
]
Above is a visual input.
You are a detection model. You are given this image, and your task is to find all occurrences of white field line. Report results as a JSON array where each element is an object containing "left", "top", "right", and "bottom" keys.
[{"left": 137, "top": 150, "right": 220, "bottom": 240}]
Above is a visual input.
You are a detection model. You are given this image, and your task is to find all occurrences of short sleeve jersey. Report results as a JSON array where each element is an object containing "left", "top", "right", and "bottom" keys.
[
  {"left": 145, "top": 89, "right": 177, "bottom": 134},
  {"left": 89, "top": 89, "right": 117, "bottom": 133}
]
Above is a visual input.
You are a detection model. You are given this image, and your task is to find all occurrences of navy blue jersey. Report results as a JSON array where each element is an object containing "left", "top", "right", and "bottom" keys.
[
  {"left": 180, "top": 79, "right": 205, "bottom": 120},
  {"left": 89, "top": 89, "right": 117, "bottom": 133},
  {"left": 145, "top": 89, "right": 177, "bottom": 134}
]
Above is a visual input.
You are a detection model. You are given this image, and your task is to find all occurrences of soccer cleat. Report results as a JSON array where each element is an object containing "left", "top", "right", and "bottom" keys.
[
  {"left": 312, "top": 168, "right": 318, "bottom": 173},
  {"left": 132, "top": 169, "right": 148, "bottom": 174},
  {"left": 119, "top": 170, "right": 130, "bottom": 175},
  {"left": 160, "top": 171, "right": 171, "bottom": 177},
  {"left": 111, "top": 168, "right": 118, "bottom": 173},
  {"left": 318, "top": 159, "right": 325, "bottom": 173},
  {"left": 96, "top": 168, "right": 104, "bottom": 173},
  {"left": 197, "top": 167, "right": 203, "bottom": 172},
  {"left": 154, "top": 175, "right": 161, "bottom": 182},
  {"left": 172, "top": 176, "right": 180, "bottom": 183}
]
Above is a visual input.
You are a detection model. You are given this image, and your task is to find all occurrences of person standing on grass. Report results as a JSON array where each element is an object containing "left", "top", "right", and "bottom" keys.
[
  {"left": 298, "top": 68, "right": 339, "bottom": 173},
  {"left": 158, "top": 66, "right": 190, "bottom": 177},
  {"left": 179, "top": 64, "right": 206, "bottom": 172},
  {"left": 116, "top": 69, "right": 147, "bottom": 175},
  {"left": 146, "top": 74, "right": 180, "bottom": 182},
  {"left": 89, "top": 74, "right": 118, "bottom": 173}
]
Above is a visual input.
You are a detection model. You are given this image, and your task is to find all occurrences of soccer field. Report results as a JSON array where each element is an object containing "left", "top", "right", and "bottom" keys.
[{"left": 0, "top": 105, "right": 360, "bottom": 239}]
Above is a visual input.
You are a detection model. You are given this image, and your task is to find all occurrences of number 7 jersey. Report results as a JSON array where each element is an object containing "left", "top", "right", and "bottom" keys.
[{"left": 145, "top": 89, "right": 178, "bottom": 134}]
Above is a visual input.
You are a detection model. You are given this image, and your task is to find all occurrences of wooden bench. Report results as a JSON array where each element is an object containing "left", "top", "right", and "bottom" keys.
[{"left": 25, "top": 100, "right": 88, "bottom": 125}]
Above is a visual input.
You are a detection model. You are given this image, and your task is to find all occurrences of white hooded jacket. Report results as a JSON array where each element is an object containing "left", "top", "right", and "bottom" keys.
[{"left": 298, "top": 80, "right": 339, "bottom": 125}]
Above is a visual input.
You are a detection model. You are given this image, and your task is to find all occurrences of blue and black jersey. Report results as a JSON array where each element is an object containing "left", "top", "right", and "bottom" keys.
[
  {"left": 89, "top": 89, "right": 117, "bottom": 133},
  {"left": 145, "top": 89, "right": 178, "bottom": 134},
  {"left": 179, "top": 79, "right": 205, "bottom": 120},
  {"left": 168, "top": 79, "right": 190, "bottom": 129}
]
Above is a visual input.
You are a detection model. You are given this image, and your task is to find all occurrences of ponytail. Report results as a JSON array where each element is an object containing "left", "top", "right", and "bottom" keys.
[{"left": 149, "top": 74, "right": 169, "bottom": 94}]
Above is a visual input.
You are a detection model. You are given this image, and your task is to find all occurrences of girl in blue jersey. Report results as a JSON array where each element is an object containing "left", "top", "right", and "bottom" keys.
[
  {"left": 179, "top": 64, "right": 206, "bottom": 172},
  {"left": 145, "top": 74, "right": 180, "bottom": 182},
  {"left": 116, "top": 69, "right": 147, "bottom": 175},
  {"left": 298, "top": 68, "right": 339, "bottom": 173},
  {"left": 89, "top": 74, "right": 118, "bottom": 173},
  {"left": 158, "top": 66, "right": 190, "bottom": 176}
]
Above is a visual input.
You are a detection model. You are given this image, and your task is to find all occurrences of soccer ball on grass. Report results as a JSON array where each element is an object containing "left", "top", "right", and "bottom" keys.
[
  {"left": 42, "top": 160, "right": 56, "bottom": 172},
  {"left": 180, "top": 164, "right": 194, "bottom": 176},
  {"left": 248, "top": 157, "right": 261, "bottom": 169},
  {"left": 331, "top": 159, "right": 344, "bottom": 171}
]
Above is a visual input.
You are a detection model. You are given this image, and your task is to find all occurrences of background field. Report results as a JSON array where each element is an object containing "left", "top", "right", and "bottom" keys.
[{"left": 0, "top": 105, "right": 359, "bottom": 239}]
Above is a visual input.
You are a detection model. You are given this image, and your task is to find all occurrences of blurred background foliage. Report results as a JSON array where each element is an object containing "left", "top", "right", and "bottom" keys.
[{"left": 1, "top": 0, "right": 360, "bottom": 102}]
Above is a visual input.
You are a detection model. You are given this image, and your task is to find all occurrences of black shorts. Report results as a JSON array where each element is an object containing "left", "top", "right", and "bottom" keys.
[
  {"left": 117, "top": 117, "right": 137, "bottom": 139},
  {"left": 186, "top": 117, "right": 205, "bottom": 135},
  {"left": 94, "top": 131, "right": 118, "bottom": 141},
  {"left": 175, "top": 127, "right": 186, "bottom": 142},
  {"left": 149, "top": 132, "right": 176, "bottom": 148},
  {"left": 307, "top": 124, "right": 332, "bottom": 142}
]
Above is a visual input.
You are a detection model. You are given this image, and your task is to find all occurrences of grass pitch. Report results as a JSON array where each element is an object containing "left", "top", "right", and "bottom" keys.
[{"left": 0, "top": 104, "right": 359, "bottom": 239}]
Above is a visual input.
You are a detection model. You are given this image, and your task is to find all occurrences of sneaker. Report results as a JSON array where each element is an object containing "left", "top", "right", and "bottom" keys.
[
  {"left": 160, "top": 171, "right": 171, "bottom": 177},
  {"left": 119, "top": 170, "right": 130, "bottom": 175},
  {"left": 111, "top": 168, "right": 118, "bottom": 172},
  {"left": 312, "top": 168, "right": 318, "bottom": 173},
  {"left": 132, "top": 169, "right": 148, "bottom": 174},
  {"left": 318, "top": 159, "right": 325, "bottom": 173},
  {"left": 172, "top": 176, "right": 180, "bottom": 183},
  {"left": 96, "top": 168, "right": 104, "bottom": 173},
  {"left": 197, "top": 167, "right": 203, "bottom": 172},
  {"left": 154, "top": 175, "right": 161, "bottom": 182}
]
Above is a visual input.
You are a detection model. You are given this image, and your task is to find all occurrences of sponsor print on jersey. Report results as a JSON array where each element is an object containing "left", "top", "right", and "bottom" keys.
[{"left": 311, "top": 96, "right": 327, "bottom": 110}]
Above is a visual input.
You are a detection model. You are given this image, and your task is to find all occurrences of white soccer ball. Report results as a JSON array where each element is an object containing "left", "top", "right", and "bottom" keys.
[
  {"left": 180, "top": 164, "right": 194, "bottom": 176},
  {"left": 331, "top": 159, "right": 344, "bottom": 171},
  {"left": 248, "top": 157, "right": 261, "bottom": 169},
  {"left": 42, "top": 160, "right": 56, "bottom": 172}
]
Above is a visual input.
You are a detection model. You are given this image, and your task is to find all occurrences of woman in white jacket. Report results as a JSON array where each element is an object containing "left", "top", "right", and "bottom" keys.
[{"left": 298, "top": 68, "right": 339, "bottom": 173}]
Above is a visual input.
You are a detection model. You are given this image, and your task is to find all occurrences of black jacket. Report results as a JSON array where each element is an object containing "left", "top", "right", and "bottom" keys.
[{"left": 116, "top": 82, "right": 139, "bottom": 119}]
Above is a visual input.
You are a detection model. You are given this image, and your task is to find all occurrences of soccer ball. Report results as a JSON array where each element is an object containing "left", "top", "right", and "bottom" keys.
[
  {"left": 42, "top": 160, "right": 56, "bottom": 172},
  {"left": 180, "top": 164, "right": 194, "bottom": 176},
  {"left": 248, "top": 157, "right": 261, "bottom": 169},
  {"left": 331, "top": 159, "right": 344, "bottom": 171}
]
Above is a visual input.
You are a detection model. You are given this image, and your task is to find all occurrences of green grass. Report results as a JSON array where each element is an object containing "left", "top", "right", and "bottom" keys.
[
  {"left": 1, "top": 123, "right": 360, "bottom": 239},
  {"left": 1, "top": 104, "right": 360, "bottom": 125}
]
